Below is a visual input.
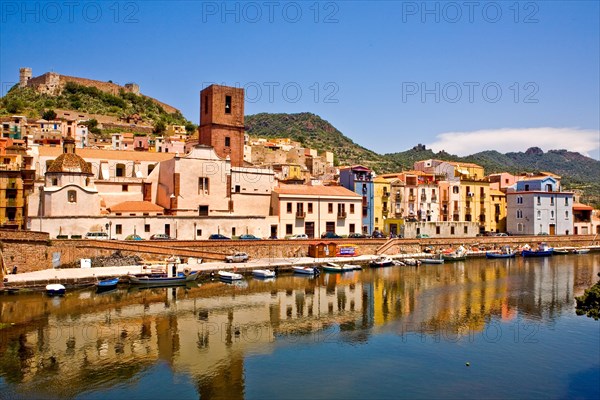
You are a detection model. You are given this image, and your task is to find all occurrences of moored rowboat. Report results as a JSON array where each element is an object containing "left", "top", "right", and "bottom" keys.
[
  {"left": 252, "top": 269, "right": 276, "bottom": 278},
  {"left": 128, "top": 271, "right": 199, "bottom": 286},
  {"left": 46, "top": 284, "right": 66, "bottom": 296},
  {"left": 218, "top": 270, "right": 243, "bottom": 280}
]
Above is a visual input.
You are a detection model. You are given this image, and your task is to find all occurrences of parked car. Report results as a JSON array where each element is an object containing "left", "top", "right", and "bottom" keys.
[
  {"left": 239, "top": 234, "right": 261, "bottom": 240},
  {"left": 209, "top": 234, "right": 231, "bottom": 240},
  {"left": 290, "top": 233, "right": 309, "bottom": 240},
  {"left": 85, "top": 232, "right": 109, "bottom": 240},
  {"left": 416, "top": 234, "right": 430, "bottom": 239},
  {"left": 225, "top": 252, "right": 249, "bottom": 263},
  {"left": 321, "top": 232, "right": 342, "bottom": 239},
  {"left": 125, "top": 234, "right": 143, "bottom": 241},
  {"left": 372, "top": 231, "right": 384, "bottom": 238},
  {"left": 348, "top": 233, "right": 367, "bottom": 238},
  {"left": 495, "top": 233, "right": 509, "bottom": 237},
  {"left": 150, "top": 233, "right": 174, "bottom": 240}
]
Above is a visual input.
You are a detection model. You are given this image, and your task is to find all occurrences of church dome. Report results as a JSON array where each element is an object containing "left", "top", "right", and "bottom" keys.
[{"left": 47, "top": 153, "right": 92, "bottom": 174}]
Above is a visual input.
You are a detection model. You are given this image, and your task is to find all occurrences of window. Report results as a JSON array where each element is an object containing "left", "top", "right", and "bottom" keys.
[
  {"left": 225, "top": 95, "right": 232, "bottom": 114},
  {"left": 148, "top": 164, "right": 155, "bottom": 175},
  {"left": 232, "top": 227, "right": 236, "bottom": 236},
  {"left": 198, "top": 177, "right": 210, "bottom": 194},
  {"left": 550, "top": 197, "right": 554, "bottom": 206},
  {"left": 199, "top": 205, "right": 209, "bottom": 216},
  {"left": 145, "top": 224, "right": 150, "bottom": 232},
  {"left": 52, "top": 178, "right": 58, "bottom": 186},
  {"left": 565, "top": 197, "right": 569, "bottom": 206},
  {"left": 537, "top": 196, "right": 541, "bottom": 205},
  {"left": 328, "top": 203, "right": 333, "bottom": 213},
  {"left": 122, "top": 184, "right": 128, "bottom": 192},
  {"left": 116, "top": 163, "right": 125, "bottom": 177},
  {"left": 225, "top": 136, "right": 231, "bottom": 147},
  {"left": 464, "top": 226, "right": 468, "bottom": 234},
  {"left": 450, "top": 226, "right": 455, "bottom": 235},
  {"left": 197, "top": 229, "right": 202, "bottom": 237},
  {"left": 286, "top": 202, "right": 292, "bottom": 213},
  {"left": 551, "top": 211, "right": 554, "bottom": 219},
  {"left": 349, "top": 223, "right": 355, "bottom": 234},
  {"left": 116, "top": 224, "right": 122, "bottom": 235},
  {"left": 537, "top": 210, "right": 541, "bottom": 219},
  {"left": 286, "top": 224, "right": 293, "bottom": 235},
  {"left": 453, "top": 186, "right": 459, "bottom": 194},
  {"left": 517, "top": 210, "right": 523, "bottom": 219},
  {"left": 67, "top": 190, "right": 77, "bottom": 203},
  {"left": 350, "top": 204, "right": 355, "bottom": 213},
  {"left": 565, "top": 210, "right": 569, "bottom": 219},
  {"left": 326, "top": 221, "right": 335, "bottom": 233},
  {"left": 525, "top": 184, "right": 530, "bottom": 191},
  {"left": 308, "top": 203, "right": 313, "bottom": 213},
  {"left": 235, "top": 185, "right": 240, "bottom": 193},
  {"left": 416, "top": 228, "right": 420, "bottom": 235},
  {"left": 436, "top": 226, "right": 440, "bottom": 235},
  {"left": 204, "top": 95, "right": 208, "bottom": 114},
  {"left": 517, "top": 196, "right": 523, "bottom": 204},
  {"left": 517, "top": 223, "right": 524, "bottom": 232}
]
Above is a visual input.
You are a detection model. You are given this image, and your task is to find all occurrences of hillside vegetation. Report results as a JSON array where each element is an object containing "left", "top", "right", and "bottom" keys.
[
  {"left": 0, "top": 83, "right": 195, "bottom": 132},
  {"left": 247, "top": 113, "right": 600, "bottom": 206}
]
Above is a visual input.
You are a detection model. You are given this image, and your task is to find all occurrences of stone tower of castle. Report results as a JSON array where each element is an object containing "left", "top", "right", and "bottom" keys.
[
  {"left": 124, "top": 83, "right": 140, "bottom": 95},
  {"left": 19, "top": 67, "right": 32, "bottom": 88},
  {"left": 198, "top": 85, "right": 245, "bottom": 167}
]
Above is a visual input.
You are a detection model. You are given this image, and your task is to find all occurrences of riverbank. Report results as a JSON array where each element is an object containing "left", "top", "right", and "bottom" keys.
[{"left": 3, "top": 246, "right": 599, "bottom": 291}]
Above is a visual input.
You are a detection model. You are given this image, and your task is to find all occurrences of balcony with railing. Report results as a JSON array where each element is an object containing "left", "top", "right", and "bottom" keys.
[
  {"left": 337, "top": 211, "right": 347, "bottom": 219},
  {"left": 431, "top": 195, "right": 437, "bottom": 203},
  {"left": 296, "top": 211, "right": 306, "bottom": 219},
  {"left": 382, "top": 190, "right": 389, "bottom": 198},
  {"left": 408, "top": 195, "right": 415, "bottom": 202},
  {"left": 420, "top": 194, "right": 427, "bottom": 202},
  {"left": 1, "top": 197, "right": 24, "bottom": 208}
]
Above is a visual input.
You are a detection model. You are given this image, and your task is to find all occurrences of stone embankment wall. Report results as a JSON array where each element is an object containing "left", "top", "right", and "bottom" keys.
[{"left": 1, "top": 229, "right": 598, "bottom": 275}]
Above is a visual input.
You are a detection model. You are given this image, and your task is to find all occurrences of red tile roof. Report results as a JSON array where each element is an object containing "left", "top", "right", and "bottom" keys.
[
  {"left": 108, "top": 201, "right": 164, "bottom": 213},
  {"left": 274, "top": 184, "right": 360, "bottom": 197}
]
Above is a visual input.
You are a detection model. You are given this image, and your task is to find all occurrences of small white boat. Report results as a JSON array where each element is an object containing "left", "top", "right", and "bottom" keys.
[
  {"left": 293, "top": 266, "right": 319, "bottom": 275},
  {"left": 46, "top": 284, "right": 66, "bottom": 296},
  {"left": 218, "top": 270, "right": 243, "bottom": 281},
  {"left": 323, "top": 263, "right": 360, "bottom": 272},
  {"left": 403, "top": 258, "right": 421, "bottom": 266},
  {"left": 392, "top": 260, "right": 406, "bottom": 266},
  {"left": 573, "top": 248, "right": 590, "bottom": 254},
  {"left": 370, "top": 256, "right": 394, "bottom": 268},
  {"left": 252, "top": 269, "right": 276, "bottom": 278},
  {"left": 421, "top": 257, "right": 444, "bottom": 264}
]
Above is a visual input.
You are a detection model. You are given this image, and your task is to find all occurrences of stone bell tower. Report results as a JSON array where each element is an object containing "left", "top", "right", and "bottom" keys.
[{"left": 198, "top": 85, "right": 245, "bottom": 167}]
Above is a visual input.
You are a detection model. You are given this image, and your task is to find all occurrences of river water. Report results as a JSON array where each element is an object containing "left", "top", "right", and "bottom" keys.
[{"left": 1, "top": 254, "right": 599, "bottom": 399}]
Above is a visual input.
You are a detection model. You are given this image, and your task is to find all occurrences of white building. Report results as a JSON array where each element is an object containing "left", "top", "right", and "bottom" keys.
[{"left": 272, "top": 184, "right": 362, "bottom": 238}]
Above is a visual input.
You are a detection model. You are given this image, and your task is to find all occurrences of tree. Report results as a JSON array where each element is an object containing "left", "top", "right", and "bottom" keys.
[
  {"left": 153, "top": 120, "right": 166, "bottom": 134},
  {"left": 576, "top": 273, "right": 600, "bottom": 320},
  {"left": 5, "top": 99, "right": 24, "bottom": 114},
  {"left": 185, "top": 122, "right": 198, "bottom": 134},
  {"left": 42, "top": 109, "right": 57, "bottom": 120}
]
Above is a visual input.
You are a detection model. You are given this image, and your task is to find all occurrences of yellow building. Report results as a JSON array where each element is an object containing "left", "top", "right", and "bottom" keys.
[
  {"left": 0, "top": 144, "right": 34, "bottom": 229},
  {"left": 489, "top": 189, "right": 507, "bottom": 233},
  {"left": 373, "top": 176, "right": 391, "bottom": 232},
  {"left": 459, "top": 178, "right": 492, "bottom": 233}
]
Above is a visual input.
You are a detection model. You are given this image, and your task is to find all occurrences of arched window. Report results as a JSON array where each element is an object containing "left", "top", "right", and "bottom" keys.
[
  {"left": 537, "top": 210, "right": 541, "bottom": 219},
  {"left": 67, "top": 190, "right": 77, "bottom": 203}
]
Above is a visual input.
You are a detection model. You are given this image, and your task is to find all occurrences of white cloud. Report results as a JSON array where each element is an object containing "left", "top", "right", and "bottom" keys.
[{"left": 427, "top": 127, "right": 600, "bottom": 159}]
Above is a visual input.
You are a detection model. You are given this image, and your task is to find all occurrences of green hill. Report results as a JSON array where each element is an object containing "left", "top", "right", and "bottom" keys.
[
  {"left": 0, "top": 83, "right": 195, "bottom": 133},
  {"left": 246, "top": 112, "right": 600, "bottom": 207}
]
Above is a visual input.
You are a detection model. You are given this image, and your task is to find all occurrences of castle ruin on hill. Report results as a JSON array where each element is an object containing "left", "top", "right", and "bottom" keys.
[{"left": 18, "top": 67, "right": 179, "bottom": 114}]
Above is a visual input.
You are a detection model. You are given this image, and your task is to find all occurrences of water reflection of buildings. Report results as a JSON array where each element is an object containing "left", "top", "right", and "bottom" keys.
[{"left": 0, "top": 255, "right": 598, "bottom": 397}]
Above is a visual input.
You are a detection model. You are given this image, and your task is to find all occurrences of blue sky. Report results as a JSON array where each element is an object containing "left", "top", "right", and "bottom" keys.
[{"left": 1, "top": 1, "right": 599, "bottom": 158}]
